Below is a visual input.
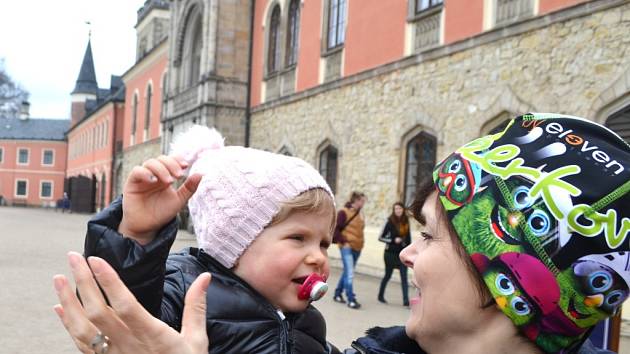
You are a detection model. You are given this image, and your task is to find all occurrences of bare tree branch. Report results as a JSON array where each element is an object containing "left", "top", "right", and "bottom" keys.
[{"left": 0, "top": 59, "right": 30, "bottom": 118}]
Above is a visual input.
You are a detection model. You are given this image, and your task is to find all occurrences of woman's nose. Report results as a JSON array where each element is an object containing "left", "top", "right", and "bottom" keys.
[{"left": 399, "top": 241, "right": 416, "bottom": 268}]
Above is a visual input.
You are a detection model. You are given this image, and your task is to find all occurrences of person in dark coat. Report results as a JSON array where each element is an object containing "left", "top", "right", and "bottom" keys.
[{"left": 377, "top": 202, "right": 411, "bottom": 306}]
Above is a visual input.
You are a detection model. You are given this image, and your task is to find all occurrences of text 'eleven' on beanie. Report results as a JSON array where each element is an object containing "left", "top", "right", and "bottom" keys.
[
  {"left": 170, "top": 125, "right": 334, "bottom": 268},
  {"left": 433, "top": 113, "right": 630, "bottom": 353}
]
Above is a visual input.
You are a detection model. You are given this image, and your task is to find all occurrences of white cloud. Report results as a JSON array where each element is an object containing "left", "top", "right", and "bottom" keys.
[{"left": 0, "top": 0, "right": 146, "bottom": 118}]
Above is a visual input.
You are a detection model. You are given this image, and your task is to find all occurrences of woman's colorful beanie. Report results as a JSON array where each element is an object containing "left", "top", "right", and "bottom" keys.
[{"left": 433, "top": 113, "right": 630, "bottom": 353}]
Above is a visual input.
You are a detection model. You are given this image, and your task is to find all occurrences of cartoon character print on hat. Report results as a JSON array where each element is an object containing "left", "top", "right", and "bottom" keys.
[
  {"left": 435, "top": 153, "right": 482, "bottom": 210},
  {"left": 446, "top": 173, "right": 571, "bottom": 261},
  {"left": 471, "top": 252, "right": 560, "bottom": 328},
  {"left": 432, "top": 113, "right": 630, "bottom": 353}
]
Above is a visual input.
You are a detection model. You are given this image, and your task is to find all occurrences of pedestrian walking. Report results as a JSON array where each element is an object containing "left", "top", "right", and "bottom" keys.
[
  {"left": 332, "top": 191, "right": 367, "bottom": 309},
  {"left": 377, "top": 202, "right": 410, "bottom": 306}
]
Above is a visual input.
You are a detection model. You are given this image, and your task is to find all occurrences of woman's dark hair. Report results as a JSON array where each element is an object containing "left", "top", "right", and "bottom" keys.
[
  {"left": 389, "top": 202, "right": 409, "bottom": 229},
  {"left": 409, "top": 180, "right": 494, "bottom": 308}
]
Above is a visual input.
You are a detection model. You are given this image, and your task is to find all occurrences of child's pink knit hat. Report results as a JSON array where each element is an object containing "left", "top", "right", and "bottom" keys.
[{"left": 170, "top": 125, "right": 334, "bottom": 268}]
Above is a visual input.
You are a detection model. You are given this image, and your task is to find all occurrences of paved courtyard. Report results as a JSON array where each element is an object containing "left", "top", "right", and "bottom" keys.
[{"left": 0, "top": 206, "right": 410, "bottom": 354}]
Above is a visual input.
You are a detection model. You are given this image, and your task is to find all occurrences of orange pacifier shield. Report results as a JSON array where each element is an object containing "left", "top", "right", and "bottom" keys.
[{"left": 297, "top": 273, "right": 328, "bottom": 301}]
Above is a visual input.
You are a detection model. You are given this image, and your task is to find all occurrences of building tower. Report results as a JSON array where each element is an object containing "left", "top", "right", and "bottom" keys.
[
  {"left": 162, "top": 0, "right": 251, "bottom": 147},
  {"left": 70, "top": 39, "right": 98, "bottom": 126}
]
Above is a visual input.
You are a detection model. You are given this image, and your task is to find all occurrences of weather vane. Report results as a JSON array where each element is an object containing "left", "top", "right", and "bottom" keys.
[{"left": 85, "top": 21, "right": 92, "bottom": 39}]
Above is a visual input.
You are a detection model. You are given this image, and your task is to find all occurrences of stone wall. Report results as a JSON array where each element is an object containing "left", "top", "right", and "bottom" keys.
[
  {"left": 250, "top": 2, "right": 630, "bottom": 276},
  {"left": 118, "top": 139, "right": 162, "bottom": 194}
]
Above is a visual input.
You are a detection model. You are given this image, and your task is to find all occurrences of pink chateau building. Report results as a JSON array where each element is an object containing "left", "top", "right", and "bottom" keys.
[
  {"left": 0, "top": 108, "right": 69, "bottom": 207},
  {"left": 65, "top": 0, "right": 168, "bottom": 212}
]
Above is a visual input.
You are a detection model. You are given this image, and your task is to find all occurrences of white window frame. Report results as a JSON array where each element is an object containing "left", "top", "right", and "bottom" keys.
[
  {"left": 17, "top": 147, "right": 30, "bottom": 165},
  {"left": 15, "top": 179, "right": 28, "bottom": 198},
  {"left": 40, "top": 180, "right": 54, "bottom": 199},
  {"left": 42, "top": 149, "right": 55, "bottom": 166}
]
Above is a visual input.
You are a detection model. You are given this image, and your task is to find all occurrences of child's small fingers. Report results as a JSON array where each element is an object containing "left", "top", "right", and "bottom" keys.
[
  {"left": 142, "top": 159, "right": 173, "bottom": 184},
  {"left": 157, "top": 155, "right": 184, "bottom": 179},
  {"left": 170, "top": 154, "right": 190, "bottom": 169},
  {"left": 177, "top": 174, "right": 202, "bottom": 204},
  {"left": 127, "top": 166, "right": 156, "bottom": 185}
]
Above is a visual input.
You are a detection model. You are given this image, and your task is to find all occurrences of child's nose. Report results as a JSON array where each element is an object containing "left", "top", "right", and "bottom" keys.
[{"left": 306, "top": 248, "right": 327, "bottom": 266}]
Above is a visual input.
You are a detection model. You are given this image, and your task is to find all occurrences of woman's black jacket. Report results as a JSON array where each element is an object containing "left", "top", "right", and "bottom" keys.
[
  {"left": 378, "top": 220, "right": 411, "bottom": 254},
  {"left": 84, "top": 197, "right": 339, "bottom": 354}
]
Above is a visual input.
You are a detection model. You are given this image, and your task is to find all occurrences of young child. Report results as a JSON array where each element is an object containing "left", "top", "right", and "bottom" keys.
[{"left": 84, "top": 126, "right": 340, "bottom": 354}]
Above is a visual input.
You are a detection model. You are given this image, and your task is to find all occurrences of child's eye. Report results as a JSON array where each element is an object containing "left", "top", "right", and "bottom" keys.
[
  {"left": 320, "top": 241, "right": 331, "bottom": 249},
  {"left": 289, "top": 235, "right": 304, "bottom": 241},
  {"left": 420, "top": 232, "right": 433, "bottom": 242}
]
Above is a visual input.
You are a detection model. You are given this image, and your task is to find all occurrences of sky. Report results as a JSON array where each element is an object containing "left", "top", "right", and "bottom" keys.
[{"left": 0, "top": 0, "right": 146, "bottom": 119}]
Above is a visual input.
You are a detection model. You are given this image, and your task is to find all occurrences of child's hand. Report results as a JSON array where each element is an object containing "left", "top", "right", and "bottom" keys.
[{"left": 118, "top": 155, "right": 202, "bottom": 244}]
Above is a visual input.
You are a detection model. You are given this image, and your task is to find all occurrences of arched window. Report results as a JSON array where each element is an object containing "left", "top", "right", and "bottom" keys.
[
  {"left": 327, "top": 0, "right": 346, "bottom": 49},
  {"left": 415, "top": 0, "right": 443, "bottom": 13},
  {"left": 480, "top": 111, "right": 512, "bottom": 136},
  {"left": 404, "top": 132, "right": 436, "bottom": 205},
  {"left": 144, "top": 83, "right": 153, "bottom": 141},
  {"left": 319, "top": 145, "right": 338, "bottom": 194},
  {"left": 100, "top": 174, "right": 106, "bottom": 211},
  {"left": 161, "top": 71, "right": 168, "bottom": 97},
  {"left": 189, "top": 16, "right": 202, "bottom": 86},
  {"left": 181, "top": 9, "right": 203, "bottom": 88},
  {"left": 131, "top": 93, "right": 139, "bottom": 144},
  {"left": 285, "top": 0, "right": 300, "bottom": 67},
  {"left": 267, "top": 5, "right": 281, "bottom": 74},
  {"left": 278, "top": 146, "right": 292, "bottom": 156},
  {"left": 606, "top": 104, "right": 630, "bottom": 143}
]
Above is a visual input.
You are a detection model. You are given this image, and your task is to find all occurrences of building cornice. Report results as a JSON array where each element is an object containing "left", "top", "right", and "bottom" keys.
[
  {"left": 122, "top": 40, "right": 168, "bottom": 83},
  {"left": 252, "top": 0, "right": 627, "bottom": 113},
  {"left": 65, "top": 101, "right": 116, "bottom": 136}
]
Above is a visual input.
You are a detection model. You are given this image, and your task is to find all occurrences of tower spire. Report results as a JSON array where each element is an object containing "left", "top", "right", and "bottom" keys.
[{"left": 71, "top": 37, "right": 98, "bottom": 95}]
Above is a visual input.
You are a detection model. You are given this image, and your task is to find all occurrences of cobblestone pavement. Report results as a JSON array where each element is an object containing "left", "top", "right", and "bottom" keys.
[{"left": 0, "top": 206, "right": 409, "bottom": 353}]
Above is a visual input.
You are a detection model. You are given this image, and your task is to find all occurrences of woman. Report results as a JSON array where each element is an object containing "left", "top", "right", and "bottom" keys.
[
  {"left": 333, "top": 191, "right": 367, "bottom": 309},
  {"left": 55, "top": 114, "right": 628, "bottom": 353},
  {"left": 377, "top": 202, "right": 411, "bottom": 306}
]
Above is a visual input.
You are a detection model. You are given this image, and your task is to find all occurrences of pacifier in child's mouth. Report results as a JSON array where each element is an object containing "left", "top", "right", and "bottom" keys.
[{"left": 297, "top": 273, "right": 328, "bottom": 301}]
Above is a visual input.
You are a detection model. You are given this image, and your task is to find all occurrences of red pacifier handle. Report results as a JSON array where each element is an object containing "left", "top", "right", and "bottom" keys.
[{"left": 297, "top": 273, "right": 328, "bottom": 301}]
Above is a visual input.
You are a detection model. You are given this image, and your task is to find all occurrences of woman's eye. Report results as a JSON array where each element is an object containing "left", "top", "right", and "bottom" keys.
[
  {"left": 495, "top": 273, "right": 515, "bottom": 295},
  {"left": 420, "top": 232, "right": 433, "bottom": 241}
]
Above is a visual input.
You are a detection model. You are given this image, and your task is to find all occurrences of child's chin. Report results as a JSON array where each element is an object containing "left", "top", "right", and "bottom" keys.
[{"left": 280, "top": 300, "right": 309, "bottom": 313}]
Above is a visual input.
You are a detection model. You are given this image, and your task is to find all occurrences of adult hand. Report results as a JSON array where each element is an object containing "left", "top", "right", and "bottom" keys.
[
  {"left": 53, "top": 252, "right": 210, "bottom": 354},
  {"left": 119, "top": 155, "right": 202, "bottom": 244}
]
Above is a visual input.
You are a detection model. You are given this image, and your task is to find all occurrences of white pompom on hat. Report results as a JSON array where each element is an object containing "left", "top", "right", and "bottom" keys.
[{"left": 170, "top": 125, "right": 334, "bottom": 268}]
